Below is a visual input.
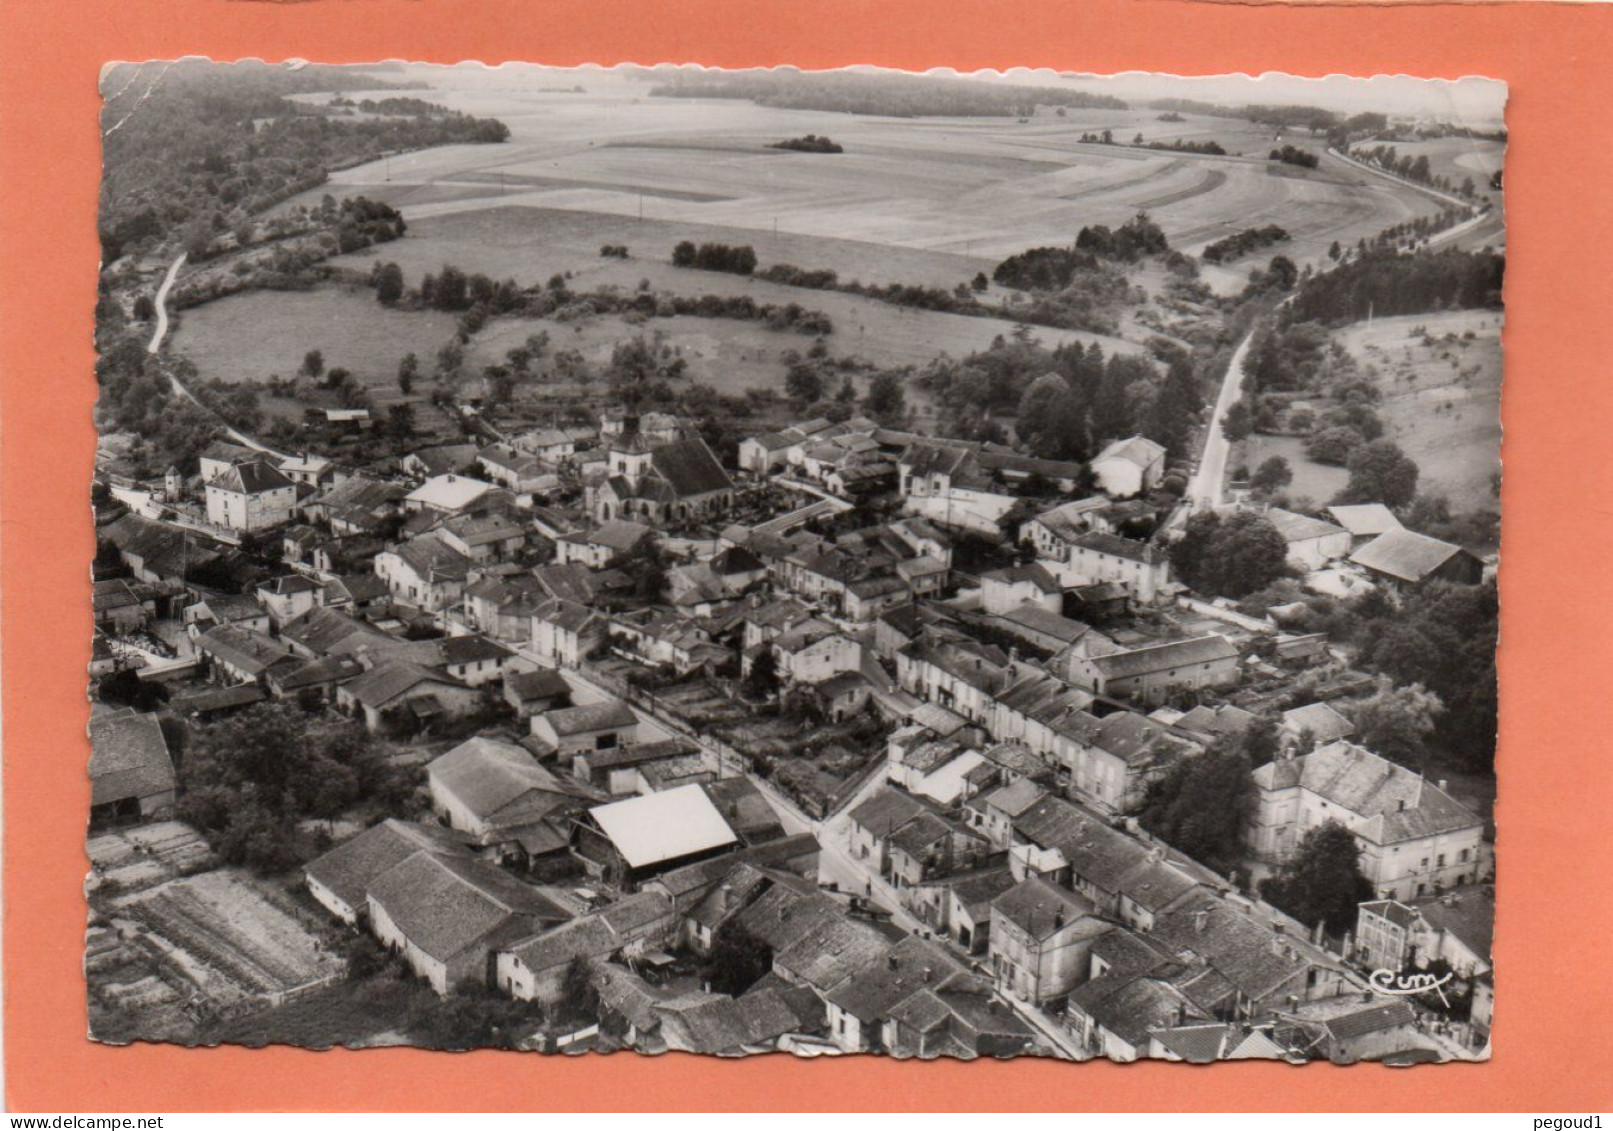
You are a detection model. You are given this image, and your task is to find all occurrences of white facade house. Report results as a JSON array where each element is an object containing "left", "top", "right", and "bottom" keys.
[
  {"left": 1090, "top": 436, "right": 1166, "bottom": 498},
  {"left": 1247, "top": 741, "right": 1487, "bottom": 902},
  {"left": 204, "top": 459, "right": 298, "bottom": 532}
]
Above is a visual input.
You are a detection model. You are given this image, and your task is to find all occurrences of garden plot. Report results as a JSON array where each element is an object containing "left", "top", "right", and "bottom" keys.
[
  {"left": 87, "top": 820, "right": 217, "bottom": 894},
  {"left": 112, "top": 868, "right": 344, "bottom": 1008}
]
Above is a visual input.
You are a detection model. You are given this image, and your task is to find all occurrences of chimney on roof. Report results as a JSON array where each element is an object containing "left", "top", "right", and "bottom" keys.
[
  {"left": 1193, "top": 910, "right": 1209, "bottom": 933},
  {"left": 1437, "top": 779, "right": 1448, "bottom": 792},
  {"left": 1053, "top": 909, "right": 1065, "bottom": 931},
  {"left": 1396, "top": 799, "right": 1407, "bottom": 812},
  {"left": 887, "top": 954, "right": 899, "bottom": 972}
]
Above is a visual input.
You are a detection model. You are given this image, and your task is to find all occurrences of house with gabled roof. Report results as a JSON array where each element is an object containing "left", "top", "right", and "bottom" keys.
[
  {"left": 1325, "top": 503, "right": 1403, "bottom": 549},
  {"left": 374, "top": 532, "right": 471, "bottom": 612},
  {"left": 255, "top": 573, "right": 323, "bottom": 626},
  {"left": 304, "top": 818, "right": 473, "bottom": 924},
  {"left": 427, "top": 736, "right": 598, "bottom": 864},
  {"left": 336, "top": 658, "right": 481, "bottom": 735},
  {"left": 1280, "top": 701, "right": 1355, "bottom": 749},
  {"left": 404, "top": 473, "right": 503, "bottom": 516},
  {"left": 1067, "top": 970, "right": 1209, "bottom": 1061},
  {"left": 528, "top": 597, "right": 607, "bottom": 668},
  {"left": 494, "top": 891, "right": 678, "bottom": 1005},
  {"left": 88, "top": 709, "right": 178, "bottom": 823},
  {"left": 1090, "top": 435, "right": 1166, "bottom": 498},
  {"left": 1043, "top": 530, "right": 1172, "bottom": 602},
  {"left": 988, "top": 875, "right": 1112, "bottom": 1005},
  {"left": 1251, "top": 506, "right": 1352, "bottom": 570},
  {"left": 822, "top": 934, "right": 973, "bottom": 1053},
  {"left": 305, "top": 475, "right": 406, "bottom": 537},
  {"left": 502, "top": 667, "right": 571, "bottom": 720},
  {"left": 197, "top": 439, "right": 256, "bottom": 484},
  {"left": 555, "top": 519, "right": 654, "bottom": 570},
  {"left": 205, "top": 457, "right": 298, "bottom": 532},
  {"left": 1019, "top": 496, "right": 1115, "bottom": 560},
  {"left": 1147, "top": 1021, "right": 1291, "bottom": 1063},
  {"left": 1063, "top": 633, "right": 1240, "bottom": 706},
  {"left": 1349, "top": 528, "right": 1484, "bottom": 587},
  {"left": 194, "top": 623, "right": 298, "bottom": 686},
  {"left": 366, "top": 850, "right": 572, "bottom": 994},
  {"left": 278, "top": 605, "right": 393, "bottom": 659},
  {"left": 1356, "top": 884, "right": 1494, "bottom": 985}
]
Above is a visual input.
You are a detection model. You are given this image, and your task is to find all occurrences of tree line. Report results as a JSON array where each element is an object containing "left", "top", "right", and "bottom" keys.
[
  {"left": 1202, "top": 225, "right": 1290, "bottom": 265},
  {"left": 646, "top": 68, "right": 1125, "bottom": 118},
  {"left": 1284, "top": 249, "right": 1504, "bottom": 325},
  {"left": 671, "top": 241, "right": 758, "bottom": 275}
]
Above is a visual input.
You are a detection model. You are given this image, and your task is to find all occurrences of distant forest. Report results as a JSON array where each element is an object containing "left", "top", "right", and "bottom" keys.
[
  {"left": 99, "top": 61, "right": 510, "bottom": 262},
  {"left": 647, "top": 69, "right": 1126, "bottom": 117}
]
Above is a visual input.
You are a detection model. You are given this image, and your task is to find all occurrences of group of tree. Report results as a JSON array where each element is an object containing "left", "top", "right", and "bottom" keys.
[
  {"left": 176, "top": 702, "right": 416, "bottom": 873},
  {"left": 702, "top": 921, "right": 774, "bottom": 995},
  {"left": 1269, "top": 145, "right": 1320, "bottom": 169},
  {"left": 1258, "top": 821, "right": 1376, "bottom": 936},
  {"left": 1169, "top": 509, "right": 1291, "bottom": 599},
  {"left": 1073, "top": 212, "right": 1171, "bottom": 264},
  {"left": 647, "top": 69, "right": 1124, "bottom": 119},
  {"left": 93, "top": 332, "right": 225, "bottom": 471},
  {"left": 606, "top": 335, "right": 690, "bottom": 408},
  {"left": 1137, "top": 744, "right": 1258, "bottom": 876},
  {"left": 1355, "top": 580, "right": 1498, "bottom": 771},
  {"left": 1333, "top": 439, "right": 1420, "bottom": 509},
  {"left": 671, "top": 241, "right": 759, "bottom": 276},
  {"left": 1202, "top": 225, "right": 1290, "bottom": 265},
  {"left": 915, "top": 333, "right": 1193, "bottom": 466},
  {"left": 1342, "top": 676, "right": 1446, "bottom": 771},
  {"left": 769, "top": 134, "right": 843, "bottom": 153}
]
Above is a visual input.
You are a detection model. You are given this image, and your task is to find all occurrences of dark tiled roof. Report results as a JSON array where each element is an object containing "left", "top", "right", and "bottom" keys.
[
  {"left": 1323, "top": 1000, "right": 1416, "bottom": 1041},
  {"left": 343, "top": 659, "right": 466, "bottom": 709},
  {"left": 1088, "top": 635, "right": 1238, "bottom": 680},
  {"left": 1349, "top": 529, "right": 1473, "bottom": 583},
  {"left": 368, "top": 852, "right": 571, "bottom": 963},
  {"left": 209, "top": 458, "right": 294, "bottom": 495},
  {"left": 650, "top": 437, "right": 733, "bottom": 498},
  {"left": 304, "top": 818, "right": 472, "bottom": 912},
  {"left": 88, "top": 711, "right": 176, "bottom": 807},
  {"left": 990, "top": 876, "right": 1100, "bottom": 941}
]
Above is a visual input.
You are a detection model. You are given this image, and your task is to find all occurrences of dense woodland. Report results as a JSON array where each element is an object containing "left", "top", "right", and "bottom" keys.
[
  {"left": 645, "top": 68, "right": 1126, "bottom": 117},
  {"left": 1284, "top": 249, "right": 1504, "bottom": 325},
  {"left": 99, "top": 61, "right": 509, "bottom": 262}
]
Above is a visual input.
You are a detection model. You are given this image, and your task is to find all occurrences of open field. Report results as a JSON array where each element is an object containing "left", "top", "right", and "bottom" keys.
[
  {"left": 282, "top": 69, "right": 1444, "bottom": 292},
  {"left": 170, "top": 286, "right": 458, "bottom": 395},
  {"left": 1246, "top": 310, "right": 1501, "bottom": 514},
  {"left": 1337, "top": 310, "right": 1502, "bottom": 512}
]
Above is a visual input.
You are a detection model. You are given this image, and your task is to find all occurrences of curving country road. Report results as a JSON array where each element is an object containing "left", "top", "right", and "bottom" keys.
[
  {"left": 1184, "top": 326, "right": 1257, "bottom": 512},
  {"left": 145, "top": 252, "right": 288, "bottom": 459}
]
